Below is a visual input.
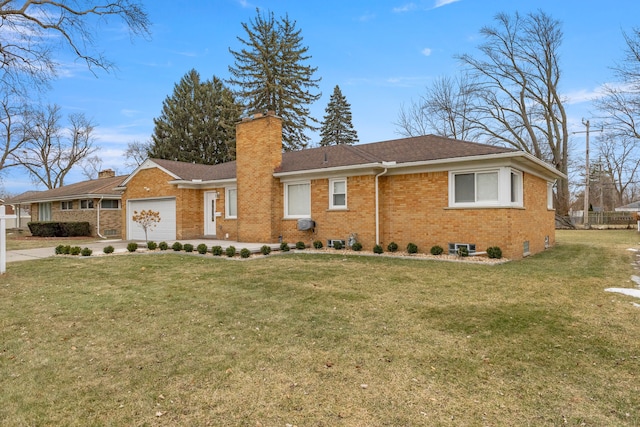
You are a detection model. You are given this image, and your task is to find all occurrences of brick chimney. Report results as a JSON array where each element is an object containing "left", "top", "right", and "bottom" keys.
[
  {"left": 98, "top": 169, "right": 115, "bottom": 179},
  {"left": 235, "top": 111, "right": 282, "bottom": 243}
]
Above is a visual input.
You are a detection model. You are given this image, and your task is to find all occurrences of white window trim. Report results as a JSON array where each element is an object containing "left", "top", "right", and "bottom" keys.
[
  {"left": 547, "top": 182, "right": 555, "bottom": 210},
  {"left": 225, "top": 187, "right": 237, "bottom": 219},
  {"left": 449, "top": 167, "right": 523, "bottom": 208},
  {"left": 61, "top": 201, "right": 73, "bottom": 210},
  {"left": 329, "top": 178, "right": 347, "bottom": 210},
  {"left": 284, "top": 180, "right": 311, "bottom": 219},
  {"left": 79, "top": 199, "right": 94, "bottom": 210},
  {"left": 510, "top": 169, "right": 523, "bottom": 207},
  {"left": 100, "top": 199, "right": 120, "bottom": 209}
]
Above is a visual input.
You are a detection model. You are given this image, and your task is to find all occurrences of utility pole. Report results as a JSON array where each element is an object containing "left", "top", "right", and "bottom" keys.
[{"left": 572, "top": 119, "right": 603, "bottom": 228}]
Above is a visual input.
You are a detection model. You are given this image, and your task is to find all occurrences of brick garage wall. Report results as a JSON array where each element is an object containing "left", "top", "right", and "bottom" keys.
[
  {"left": 280, "top": 175, "right": 377, "bottom": 247},
  {"left": 376, "top": 171, "right": 554, "bottom": 259}
]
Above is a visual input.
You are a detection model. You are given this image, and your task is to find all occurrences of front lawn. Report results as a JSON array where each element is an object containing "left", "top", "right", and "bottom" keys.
[{"left": 0, "top": 230, "right": 639, "bottom": 425}]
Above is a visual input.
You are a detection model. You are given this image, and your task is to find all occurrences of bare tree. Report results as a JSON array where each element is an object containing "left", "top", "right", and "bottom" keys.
[
  {"left": 456, "top": 11, "right": 570, "bottom": 214},
  {"left": 0, "top": 0, "right": 150, "bottom": 93},
  {"left": 80, "top": 154, "right": 103, "bottom": 180},
  {"left": 123, "top": 139, "right": 151, "bottom": 169},
  {"left": 395, "top": 74, "right": 478, "bottom": 140},
  {"left": 0, "top": 92, "right": 29, "bottom": 173},
  {"left": 596, "top": 133, "right": 640, "bottom": 207},
  {"left": 19, "top": 104, "right": 98, "bottom": 188}
]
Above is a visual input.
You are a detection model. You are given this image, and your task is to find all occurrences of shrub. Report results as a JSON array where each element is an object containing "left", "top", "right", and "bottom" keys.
[
  {"left": 80, "top": 247, "right": 93, "bottom": 257},
  {"left": 211, "top": 245, "right": 223, "bottom": 256},
  {"left": 333, "top": 240, "right": 343, "bottom": 250},
  {"left": 183, "top": 243, "right": 194, "bottom": 253},
  {"left": 103, "top": 245, "right": 115, "bottom": 254},
  {"left": 260, "top": 245, "right": 271, "bottom": 255},
  {"left": 295, "top": 241, "right": 306, "bottom": 250},
  {"left": 373, "top": 244, "right": 384, "bottom": 254},
  {"left": 172, "top": 242, "right": 183, "bottom": 251},
  {"left": 127, "top": 242, "right": 138, "bottom": 253},
  {"left": 147, "top": 241, "right": 158, "bottom": 250},
  {"left": 55, "top": 245, "right": 65, "bottom": 255},
  {"left": 407, "top": 243, "right": 418, "bottom": 254},
  {"left": 430, "top": 245, "right": 444, "bottom": 256},
  {"left": 487, "top": 246, "right": 503, "bottom": 259},
  {"left": 387, "top": 242, "right": 398, "bottom": 252},
  {"left": 240, "top": 248, "right": 251, "bottom": 258},
  {"left": 313, "top": 240, "right": 323, "bottom": 249},
  {"left": 351, "top": 242, "right": 363, "bottom": 251},
  {"left": 457, "top": 246, "right": 469, "bottom": 257},
  {"left": 69, "top": 246, "right": 82, "bottom": 256},
  {"left": 28, "top": 221, "right": 91, "bottom": 237},
  {"left": 280, "top": 242, "right": 290, "bottom": 252},
  {"left": 158, "top": 241, "right": 169, "bottom": 251},
  {"left": 225, "top": 246, "right": 236, "bottom": 257},
  {"left": 197, "top": 243, "right": 208, "bottom": 254}
]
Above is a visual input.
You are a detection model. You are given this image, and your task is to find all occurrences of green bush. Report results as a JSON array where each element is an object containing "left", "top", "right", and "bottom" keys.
[
  {"left": 373, "top": 244, "right": 383, "bottom": 254},
  {"left": 280, "top": 242, "right": 290, "bottom": 252},
  {"left": 260, "top": 245, "right": 271, "bottom": 255},
  {"left": 407, "top": 243, "right": 418, "bottom": 254},
  {"left": 295, "top": 241, "right": 306, "bottom": 250},
  {"left": 211, "top": 245, "right": 223, "bottom": 256},
  {"left": 240, "top": 248, "right": 251, "bottom": 258},
  {"left": 127, "top": 242, "right": 138, "bottom": 253},
  {"left": 197, "top": 243, "right": 208, "bottom": 254},
  {"left": 159, "top": 241, "right": 169, "bottom": 251},
  {"left": 55, "top": 245, "right": 65, "bottom": 255},
  {"left": 147, "top": 241, "right": 157, "bottom": 250},
  {"left": 172, "top": 242, "right": 183, "bottom": 251},
  {"left": 387, "top": 242, "right": 398, "bottom": 252},
  {"left": 80, "top": 247, "right": 93, "bottom": 257},
  {"left": 430, "top": 245, "right": 444, "bottom": 256},
  {"left": 487, "top": 246, "right": 503, "bottom": 259},
  {"left": 351, "top": 242, "right": 363, "bottom": 251},
  {"left": 69, "top": 246, "right": 82, "bottom": 256},
  {"left": 103, "top": 245, "right": 115, "bottom": 254},
  {"left": 313, "top": 240, "right": 323, "bottom": 249},
  {"left": 183, "top": 243, "right": 194, "bottom": 253},
  {"left": 225, "top": 246, "right": 236, "bottom": 257},
  {"left": 457, "top": 246, "right": 469, "bottom": 257},
  {"left": 28, "top": 221, "right": 91, "bottom": 237},
  {"left": 333, "top": 240, "right": 343, "bottom": 250}
]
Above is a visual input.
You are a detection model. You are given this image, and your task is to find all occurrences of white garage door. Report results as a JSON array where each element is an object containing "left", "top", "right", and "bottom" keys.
[{"left": 127, "top": 198, "right": 176, "bottom": 241}]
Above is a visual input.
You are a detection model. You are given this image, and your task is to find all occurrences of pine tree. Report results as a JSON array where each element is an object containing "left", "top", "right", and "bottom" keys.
[
  {"left": 149, "top": 69, "right": 241, "bottom": 164},
  {"left": 228, "top": 9, "right": 321, "bottom": 151},
  {"left": 319, "top": 85, "right": 359, "bottom": 146}
]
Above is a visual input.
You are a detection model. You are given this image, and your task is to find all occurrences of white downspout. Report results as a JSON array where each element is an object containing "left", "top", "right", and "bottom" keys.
[
  {"left": 96, "top": 197, "right": 105, "bottom": 238},
  {"left": 375, "top": 167, "right": 388, "bottom": 246}
]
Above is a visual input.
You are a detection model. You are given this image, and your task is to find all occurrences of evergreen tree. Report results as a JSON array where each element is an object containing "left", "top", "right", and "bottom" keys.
[
  {"left": 319, "top": 85, "right": 359, "bottom": 146},
  {"left": 150, "top": 69, "right": 241, "bottom": 164},
  {"left": 228, "top": 9, "right": 321, "bottom": 151}
]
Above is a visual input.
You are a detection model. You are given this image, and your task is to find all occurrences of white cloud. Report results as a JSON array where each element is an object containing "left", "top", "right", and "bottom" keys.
[
  {"left": 421, "top": 47, "right": 432, "bottom": 56},
  {"left": 434, "top": 0, "right": 460, "bottom": 8},
  {"left": 393, "top": 3, "right": 418, "bottom": 13},
  {"left": 358, "top": 13, "right": 376, "bottom": 22}
]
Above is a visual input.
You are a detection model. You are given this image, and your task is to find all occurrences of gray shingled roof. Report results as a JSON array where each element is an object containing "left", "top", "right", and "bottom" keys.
[
  {"left": 151, "top": 134, "right": 517, "bottom": 179},
  {"left": 5, "top": 175, "right": 127, "bottom": 204}
]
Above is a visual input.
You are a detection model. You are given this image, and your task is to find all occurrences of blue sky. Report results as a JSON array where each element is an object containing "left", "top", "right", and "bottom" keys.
[{"left": 5, "top": 0, "right": 640, "bottom": 194}]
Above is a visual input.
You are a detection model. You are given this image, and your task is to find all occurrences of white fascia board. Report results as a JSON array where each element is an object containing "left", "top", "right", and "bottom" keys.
[
  {"left": 172, "top": 178, "right": 237, "bottom": 189},
  {"left": 273, "top": 163, "right": 382, "bottom": 181},
  {"left": 18, "top": 193, "right": 122, "bottom": 204}
]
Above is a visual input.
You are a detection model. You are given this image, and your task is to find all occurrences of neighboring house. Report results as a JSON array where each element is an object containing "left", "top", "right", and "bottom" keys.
[
  {"left": 0, "top": 201, "right": 30, "bottom": 229},
  {"left": 5, "top": 170, "right": 126, "bottom": 237},
  {"left": 117, "top": 112, "right": 563, "bottom": 260}
]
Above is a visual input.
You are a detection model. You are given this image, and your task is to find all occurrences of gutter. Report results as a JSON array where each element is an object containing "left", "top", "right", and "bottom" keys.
[
  {"left": 375, "top": 162, "right": 396, "bottom": 245},
  {"left": 96, "top": 197, "right": 105, "bottom": 239}
]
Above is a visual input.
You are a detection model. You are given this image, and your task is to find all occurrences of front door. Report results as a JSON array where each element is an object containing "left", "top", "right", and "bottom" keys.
[{"left": 204, "top": 192, "right": 217, "bottom": 236}]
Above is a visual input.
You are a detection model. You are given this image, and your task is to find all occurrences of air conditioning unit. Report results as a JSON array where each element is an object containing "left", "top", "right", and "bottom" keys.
[{"left": 297, "top": 218, "right": 315, "bottom": 231}]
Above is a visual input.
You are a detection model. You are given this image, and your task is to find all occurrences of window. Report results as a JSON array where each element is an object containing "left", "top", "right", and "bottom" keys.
[
  {"left": 38, "top": 202, "right": 51, "bottom": 221},
  {"left": 449, "top": 168, "right": 523, "bottom": 208},
  {"left": 80, "top": 199, "right": 94, "bottom": 209},
  {"left": 547, "top": 182, "right": 555, "bottom": 210},
  {"left": 285, "top": 181, "right": 311, "bottom": 218},
  {"left": 226, "top": 187, "right": 237, "bottom": 218},
  {"left": 510, "top": 170, "right": 522, "bottom": 205},
  {"left": 61, "top": 201, "right": 73, "bottom": 210},
  {"left": 448, "top": 243, "right": 476, "bottom": 255},
  {"left": 100, "top": 199, "right": 120, "bottom": 209},
  {"left": 329, "top": 178, "right": 347, "bottom": 209},
  {"left": 452, "top": 171, "right": 499, "bottom": 205}
]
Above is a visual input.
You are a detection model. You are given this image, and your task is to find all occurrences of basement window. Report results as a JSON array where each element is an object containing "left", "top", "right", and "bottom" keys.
[{"left": 448, "top": 243, "right": 476, "bottom": 255}]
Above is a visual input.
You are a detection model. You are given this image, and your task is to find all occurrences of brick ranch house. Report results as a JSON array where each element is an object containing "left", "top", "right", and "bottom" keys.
[
  {"left": 117, "top": 112, "right": 563, "bottom": 260},
  {"left": 5, "top": 170, "right": 126, "bottom": 237}
]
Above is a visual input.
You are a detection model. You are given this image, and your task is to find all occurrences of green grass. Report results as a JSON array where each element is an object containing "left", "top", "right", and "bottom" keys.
[{"left": 0, "top": 230, "right": 639, "bottom": 425}]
